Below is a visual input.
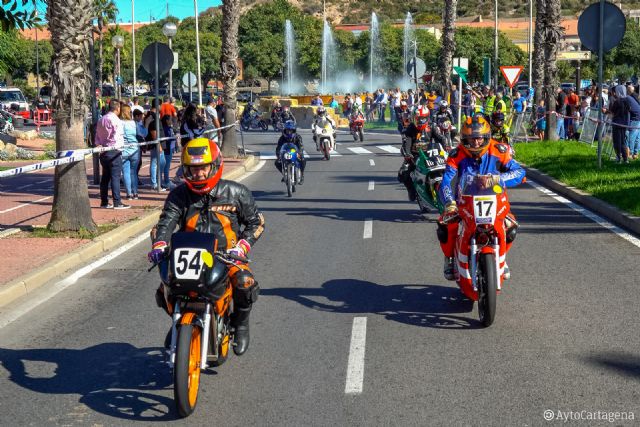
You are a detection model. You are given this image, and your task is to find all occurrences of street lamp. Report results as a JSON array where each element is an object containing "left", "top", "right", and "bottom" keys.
[
  {"left": 111, "top": 35, "right": 124, "bottom": 100},
  {"left": 162, "top": 22, "right": 177, "bottom": 99}
]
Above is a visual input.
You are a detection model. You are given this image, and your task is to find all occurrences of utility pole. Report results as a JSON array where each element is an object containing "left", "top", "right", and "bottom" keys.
[
  {"left": 194, "top": 0, "right": 203, "bottom": 106},
  {"left": 494, "top": 0, "right": 499, "bottom": 88},
  {"left": 528, "top": 0, "right": 533, "bottom": 89},
  {"left": 413, "top": 40, "right": 418, "bottom": 93},
  {"left": 132, "top": 0, "right": 136, "bottom": 97},
  {"left": 35, "top": 10, "right": 40, "bottom": 98}
]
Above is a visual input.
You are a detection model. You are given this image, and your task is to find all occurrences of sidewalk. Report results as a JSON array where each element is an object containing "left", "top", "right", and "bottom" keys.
[{"left": 0, "top": 137, "right": 257, "bottom": 307}]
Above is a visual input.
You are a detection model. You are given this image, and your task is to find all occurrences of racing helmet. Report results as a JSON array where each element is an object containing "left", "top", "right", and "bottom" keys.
[
  {"left": 317, "top": 106, "right": 326, "bottom": 117},
  {"left": 414, "top": 106, "right": 430, "bottom": 132},
  {"left": 439, "top": 100, "right": 448, "bottom": 110},
  {"left": 181, "top": 137, "right": 224, "bottom": 195},
  {"left": 284, "top": 120, "right": 297, "bottom": 139},
  {"left": 460, "top": 114, "right": 491, "bottom": 157},
  {"left": 491, "top": 111, "right": 505, "bottom": 128}
]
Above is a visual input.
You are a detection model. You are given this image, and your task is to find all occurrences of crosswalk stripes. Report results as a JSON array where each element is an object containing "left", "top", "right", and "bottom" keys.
[
  {"left": 346, "top": 147, "right": 372, "bottom": 155},
  {"left": 377, "top": 145, "right": 401, "bottom": 154}
]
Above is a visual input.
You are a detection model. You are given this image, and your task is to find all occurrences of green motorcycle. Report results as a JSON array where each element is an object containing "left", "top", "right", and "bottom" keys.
[{"left": 410, "top": 139, "right": 447, "bottom": 214}]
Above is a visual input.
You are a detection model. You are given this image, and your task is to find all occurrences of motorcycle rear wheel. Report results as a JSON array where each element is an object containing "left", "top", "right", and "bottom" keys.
[
  {"left": 241, "top": 121, "right": 250, "bottom": 132},
  {"left": 260, "top": 120, "right": 268, "bottom": 131},
  {"left": 478, "top": 253, "right": 497, "bottom": 327},
  {"left": 174, "top": 324, "right": 202, "bottom": 417}
]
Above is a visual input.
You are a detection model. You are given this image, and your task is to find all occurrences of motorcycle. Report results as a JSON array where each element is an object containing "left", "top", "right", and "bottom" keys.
[
  {"left": 152, "top": 231, "right": 251, "bottom": 417},
  {"left": 271, "top": 115, "right": 284, "bottom": 132},
  {"left": 313, "top": 118, "right": 335, "bottom": 160},
  {"left": 492, "top": 128, "right": 515, "bottom": 157},
  {"left": 410, "top": 138, "right": 447, "bottom": 214},
  {"left": 451, "top": 173, "right": 510, "bottom": 327},
  {"left": 240, "top": 112, "right": 268, "bottom": 131},
  {"left": 349, "top": 114, "right": 365, "bottom": 142},
  {"left": 0, "top": 109, "right": 15, "bottom": 134},
  {"left": 279, "top": 142, "right": 302, "bottom": 197},
  {"left": 435, "top": 119, "right": 455, "bottom": 151}
]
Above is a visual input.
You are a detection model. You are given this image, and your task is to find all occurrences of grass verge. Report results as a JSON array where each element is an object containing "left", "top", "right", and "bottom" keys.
[
  {"left": 18, "top": 223, "right": 120, "bottom": 239},
  {"left": 514, "top": 140, "right": 640, "bottom": 216}
]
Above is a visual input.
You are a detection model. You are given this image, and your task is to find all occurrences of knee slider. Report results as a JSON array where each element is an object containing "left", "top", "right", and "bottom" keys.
[{"left": 437, "top": 222, "right": 449, "bottom": 244}]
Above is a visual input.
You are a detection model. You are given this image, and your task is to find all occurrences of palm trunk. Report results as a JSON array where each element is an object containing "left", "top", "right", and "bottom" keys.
[
  {"left": 532, "top": 0, "right": 546, "bottom": 105},
  {"left": 97, "top": 18, "right": 104, "bottom": 91},
  {"left": 438, "top": 0, "right": 458, "bottom": 100},
  {"left": 543, "top": 0, "right": 563, "bottom": 141},
  {"left": 47, "top": 0, "right": 96, "bottom": 232},
  {"left": 220, "top": 0, "right": 240, "bottom": 159}
]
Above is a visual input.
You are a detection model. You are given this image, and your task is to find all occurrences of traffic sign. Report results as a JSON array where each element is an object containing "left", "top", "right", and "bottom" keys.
[
  {"left": 406, "top": 58, "right": 426, "bottom": 79},
  {"left": 182, "top": 72, "right": 197, "bottom": 89},
  {"left": 557, "top": 51, "right": 592, "bottom": 61},
  {"left": 578, "top": 2, "right": 626, "bottom": 54},
  {"left": 141, "top": 42, "right": 174, "bottom": 75},
  {"left": 500, "top": 66, "right": 524, "bottom": 88}
]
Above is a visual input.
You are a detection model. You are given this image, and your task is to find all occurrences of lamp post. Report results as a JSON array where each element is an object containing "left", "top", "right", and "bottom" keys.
[
  {"left": 194, "top": 0, "right": 203, "bottom": 106},
  {"left": 111, "top": 35, "right": 124, "bottom": 100},
  {"left": 494, "top": 0, "right": 498, "bottom": 88},
  {"left": 162, "top": 22, "right": 177, "bottom": 98},
  {"left": 132, "top": 0, "right": 136, "bottom": 97}
]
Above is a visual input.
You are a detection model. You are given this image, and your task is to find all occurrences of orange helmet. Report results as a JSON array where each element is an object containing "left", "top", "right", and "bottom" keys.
[
  {"left": 181, "top": 137, "right": 224, "bottom": 195},
  {"left": 414, "top": 105, "right": 430, "bottom": 132},
  {"left": 460, "top": 114, "right": 492, "bottom": 157}
]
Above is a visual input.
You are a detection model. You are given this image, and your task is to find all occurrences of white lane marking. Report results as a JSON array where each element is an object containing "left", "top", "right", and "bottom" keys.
[
  {"left": 378, "top": 145, "right": 401, "bottom": 154},
  {"left": 345, "top": 317, "right": 367, "bottom": 394},
  {"left": 0, "top": 161, "right": 266, "bottom": 329},
  {"left": 256, "top": 151, "right": 311, "bottom": 160},
  {"left": 329, "top": 149, "right": 342, "bottom": 157},
  {"left": 529, "top": 179, "right": 640, "bottom": 248},
  {"left": 363, "top": 219, "right": 373, "bottom": 239},
  {"left": 347, "top": 147, "right": 372, "bottom": 155},
  {"left": 368, "top": 180, "right": 375, "bottom": 191},
  {"left": 0, "top": 196, "right": 52, "bottom": 214},
  {"left": 0, "top": 232, "right": 148, "bottom": 329},
  {"left": 369, "top": 159, "right": 375, "bottom": 166}
]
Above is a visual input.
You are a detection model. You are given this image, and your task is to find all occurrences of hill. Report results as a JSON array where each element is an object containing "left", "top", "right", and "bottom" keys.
[{"left": 240, "top": 0, "right": 640, "bottom": 24}]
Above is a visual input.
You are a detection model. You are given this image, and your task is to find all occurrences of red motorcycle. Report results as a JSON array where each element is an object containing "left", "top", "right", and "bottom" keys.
[
  {"left": 349, "top": 113, "right": 365, "bottom": 142},
  {"left": 453, "top": 173, "right": 510, "bottom": 327},
  {"left": 436, "top": 119, "right": 455, "bottom": 151}
]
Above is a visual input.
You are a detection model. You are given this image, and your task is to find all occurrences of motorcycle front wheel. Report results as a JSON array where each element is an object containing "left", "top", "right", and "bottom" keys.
[
  {"left": 260, "top": 120, "right": 268, "bottom": 131},
  {"left": 241, "top": 121, "right": 250, "bottom": 132},
  {"left": 478, "top": 253, "right": 497, "bottom": 327},
  {"left": 286, "top": 164, "right": 293, "bottom": 197},
  {"left": 174, "top": 323, "right": 202, "bottom": 417},
  {"left": 359, "top": 128, "right": 364, "bottom": 142}
]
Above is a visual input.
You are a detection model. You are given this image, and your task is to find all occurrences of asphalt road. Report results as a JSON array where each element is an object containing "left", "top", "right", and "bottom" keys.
[{"left": 0, "top": 129, "right": 639, "bottom": 426}]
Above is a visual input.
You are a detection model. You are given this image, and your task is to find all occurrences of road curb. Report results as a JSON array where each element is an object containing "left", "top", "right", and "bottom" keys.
[
  {"left": 0, "top": 155, "right": 257, "bottom": 309},
  {"left": 523, "top": 165, "right": 640, "bottom": 236}
]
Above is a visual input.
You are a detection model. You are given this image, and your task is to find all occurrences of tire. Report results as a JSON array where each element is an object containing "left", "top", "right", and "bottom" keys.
[
  {"left": 478, "top": 253, "right": 497, "bottom": 327},
  {"left": 289, "top": 164, "right": 296, "bottom": 193},
  {"left": 359, "top": 129, "right": 364, "bottom": 142},
  {"left": 323, "top": 142, "right": 330, "bottom": 160},
  {"left": 417, "top": 197, "right": 430, "bottom": 213},
  {"left": 286, "top": 164, "right": 293, "bottom": 197},
  {"left": 209, "top": 315, "right": 230, "bottom": 367},
  {"left": 241, "top": 121, "right": 249, "bottom": 132},
  {"left": 352, "top": 130, "right": 358, "bottom": 141},
  {"left": 260, "top": 120, "right": 268, "bottom": 131},
  {"left": 174, "top": 324, "right": 202, "bottom": 417}
]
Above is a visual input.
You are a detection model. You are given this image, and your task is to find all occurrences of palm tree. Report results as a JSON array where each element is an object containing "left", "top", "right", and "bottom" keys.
[
  {"left": 47, "top": 0, "right": 96, "bottom": 232},
  {"left": 532, "top": 0, "right": 546, "bottom": 104},
  {"left": 543, "top": 0, "right": 563, "bottom": 140},
  {"left": 96, "top": 0, "right": 118, "bottom": 90},
  {"left": 220, "top": 0, "right": 240, "bottom": 159},
  {"left": 438, "top": 0, "right": 458, "bottom": 100},
  {"left": 1, "top": 0, "right": 40, "bottom": 30}
]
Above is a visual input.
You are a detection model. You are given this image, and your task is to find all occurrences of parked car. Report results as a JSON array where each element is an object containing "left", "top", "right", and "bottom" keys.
[
  {"left": 0, "top": 87, "right": 30, "bottom": 120},
  {"left": 561, "top": 82, "right": 576, "bottom": 92}
]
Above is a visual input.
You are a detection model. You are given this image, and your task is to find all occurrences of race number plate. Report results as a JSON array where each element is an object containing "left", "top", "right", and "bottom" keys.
[
  {"left": 173, "top": 248, "right": 209, "bottom": 280},
  {"left": 473, "top": 195, "right": 497, "bottom": 225}
]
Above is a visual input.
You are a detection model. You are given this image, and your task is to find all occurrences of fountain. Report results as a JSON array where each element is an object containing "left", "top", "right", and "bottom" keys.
[
  {"left": 369, "top": 12, "right": 380, "bottom": 93},
  {"left": 285, "top": 20, "right": 295, "bottom": 94},
  {"left": 321, "top": 19, "right": 336, "bottom": 93},
  {"left": 403, "top": 12, "right": 415, "bottom": 89}
]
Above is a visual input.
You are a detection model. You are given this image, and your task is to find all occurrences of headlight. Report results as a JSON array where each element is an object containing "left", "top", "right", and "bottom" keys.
[
  {"left": 322, "top": 129, "right": 327, "bottom": 134},
  {"left": 284, "top": 152, "right": 293, "bottom": 159}
]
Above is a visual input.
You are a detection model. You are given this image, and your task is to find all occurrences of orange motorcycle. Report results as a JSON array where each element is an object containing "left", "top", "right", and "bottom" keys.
[{"left": 153, "top": 231, "right": 249, "bottom": 417}]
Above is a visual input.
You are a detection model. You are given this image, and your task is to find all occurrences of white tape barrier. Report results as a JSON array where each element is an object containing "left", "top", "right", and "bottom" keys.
[{"left": 0, "top": 122, "right": 237, "bottom": 179}]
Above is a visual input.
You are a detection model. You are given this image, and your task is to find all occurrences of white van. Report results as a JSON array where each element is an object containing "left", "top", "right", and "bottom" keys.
[{"left": 0, "top": 87, "right": 30, "bottom": 120}]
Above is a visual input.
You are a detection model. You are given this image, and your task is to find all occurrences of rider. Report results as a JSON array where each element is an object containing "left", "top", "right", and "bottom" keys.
[
  {"left": 436, "top": 114, "right": 525, "bottom": 284},
  {"left": 398, "top": 105, "right": 434, "bottom": 201},
  {"left": 280, "top": 105, "right": 296, "bottom": 124},
  {"left": 148, "top": 138, "right": 265, "bottom": 356},
  {"left": 433, "top": 100, "right": 458, "bottom": 141},
  {"left": 271, "top": 100, "right": 283, "bottom": 126},
  {"left": 312, "top": 106, "right": 336, "bottom": 150},
  {"left": 398, "top": 100, "right": 411, "bottom": 133},
  {"left": 275, "top": 120, "right": 306, "bottom": 184},
  {"left": 490, "top": 110, "right": 510, "bottom": 143},
  {"left": 242, "top": 102, "right": 259, "bottom": 122}
]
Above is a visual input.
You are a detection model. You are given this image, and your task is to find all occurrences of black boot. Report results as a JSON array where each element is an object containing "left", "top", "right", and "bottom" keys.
[{"left": 231, "top": 306, "right": 251, "bottom": 356}]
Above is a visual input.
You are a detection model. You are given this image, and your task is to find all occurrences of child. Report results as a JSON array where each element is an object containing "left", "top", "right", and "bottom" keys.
[{"left": 536, "top": 99, "right": 546, "bottom": 140}]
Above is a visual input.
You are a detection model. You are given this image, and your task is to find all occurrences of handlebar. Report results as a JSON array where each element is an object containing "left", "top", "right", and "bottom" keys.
[{"left": 148, "top": 249, "right": 250, "bottom": 272}]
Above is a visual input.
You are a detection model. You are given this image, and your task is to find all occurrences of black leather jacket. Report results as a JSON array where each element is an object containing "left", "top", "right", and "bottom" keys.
[{"left": 153, "top": 180, "right": 265, "bottom": 251}]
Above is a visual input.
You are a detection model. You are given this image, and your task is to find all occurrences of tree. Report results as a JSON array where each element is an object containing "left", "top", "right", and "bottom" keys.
[
  {"left": 0, "top": 0, "right": 40, "bottom": 30},
  {"left": 532, "top": 0, "right": 546, "bottom": 104},
  {"left": 95, "top": 0, "right": 118, "bottom": 90},
  {"left": 438, "top": 0, "right": 457, "bottom": 99},
  {"left": 542, "top": 0, "right": 563, "bottom": 141},
  {"left": 220, "top": 0, "right": 240, "bottom": 159},
  {"left": 47, "top": 0, "right": 96, "bottom": 232}
]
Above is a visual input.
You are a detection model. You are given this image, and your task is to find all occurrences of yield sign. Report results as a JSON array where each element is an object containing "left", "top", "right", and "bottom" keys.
[{"left": 500, "top": 66, "right": 524, "bottom": 88}]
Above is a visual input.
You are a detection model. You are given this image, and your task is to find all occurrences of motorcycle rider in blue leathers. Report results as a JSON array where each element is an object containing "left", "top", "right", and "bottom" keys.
[{"left": 275, "top": 120, "right": 306, "bottom": 184}]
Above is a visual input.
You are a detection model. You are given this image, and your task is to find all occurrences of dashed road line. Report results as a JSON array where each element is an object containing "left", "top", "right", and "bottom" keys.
[
  {"left": 363, "top": 219, "right": 373, "bottom": 239},
  {"left": 345, "top": 316, "right": 367, "bottom": 394},
  {"left": 369, "top": 159, "right": 375, "bottom": 166},
  {"left": 368, "top": 180, "right": 374, "bottom": 191}
]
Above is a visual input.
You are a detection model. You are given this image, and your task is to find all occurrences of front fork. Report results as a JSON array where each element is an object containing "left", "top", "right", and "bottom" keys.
[
  {"left": 168, "top": 302, "right": 214, "bottom": 370},
  {"left": 470, "top": 236, "right": 502, "bottom": 292}
]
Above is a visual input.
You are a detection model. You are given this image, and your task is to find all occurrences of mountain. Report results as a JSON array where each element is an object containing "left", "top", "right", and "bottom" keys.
[{"left": 240, "top": 0, "right": 640, "bottom": 24}]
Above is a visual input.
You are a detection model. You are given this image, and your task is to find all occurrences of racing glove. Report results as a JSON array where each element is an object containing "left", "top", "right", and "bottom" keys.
[
  {"left": 148, "top": 241, "right": 168, "bottom": 264},
  {"left": 441, "top": 201, "right": 460, "bottom": 224},
  {"left": 227, "top": 239, "right": 251, "bottom": 264}
]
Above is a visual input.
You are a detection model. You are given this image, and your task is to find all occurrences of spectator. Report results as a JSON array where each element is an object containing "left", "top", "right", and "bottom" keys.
[
  {"left": 364, "top": 92, "right": 374, "bottom": 121},
  {"left": 556, "top": 87, "right": 567, "bottom": 139},
  {"left": 133, "top": 109, "right": 147, "bottom": 188},
  {"left": 329, "top": 96, "right": 339, "bottom": 110},
  {"left": 180, "top": 103, "right": 205, "bottom": 145},
  {"left": 144, "top": 99, "right": 165, "bottom": 191},
  {"left": 161, "top": 114, "right": 177, "bottom": 190},
  {"left": 608, "top": 85, "right": 630, "bottom": 163},
  {"left": 310, "top": 94, "right": 323, "bottom": 106},
  {"left": 450, "top": 84, "right": 459, "bottom": 125},
  {"left": 626, "top": 87, "right": 640, "bottom": 160},
  {"left": 142, "top": 97, "right": 151, "bottom": 111},
  {"left": 120, "top": 104, "right": 140, "bottom": 200},
  {"left": 535, "top": 99, "right": 546, "bottom": 140},
  {"left": 343, "top": 94, "right": 353, "bottom": 117},
  {"left": 377, "top": 88, "right": 388, "bottom": 122},
  {"left": 131, "top": 97, "right": 144, "bottom": 114},
  {"left": 353, "top": 92, "right": 363, "bottom": 112},
  {"left": 204, "top": 98, "right": 222, "bottom": 144},
  {"left": 95, "top": 99, "right": 129, "bottom": 209},
  {"left": 566, "top": 88, "right": 580, "bottom": 139},
  {"left": 159, "top": 95, "right": 177, "bottom": 124}
]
